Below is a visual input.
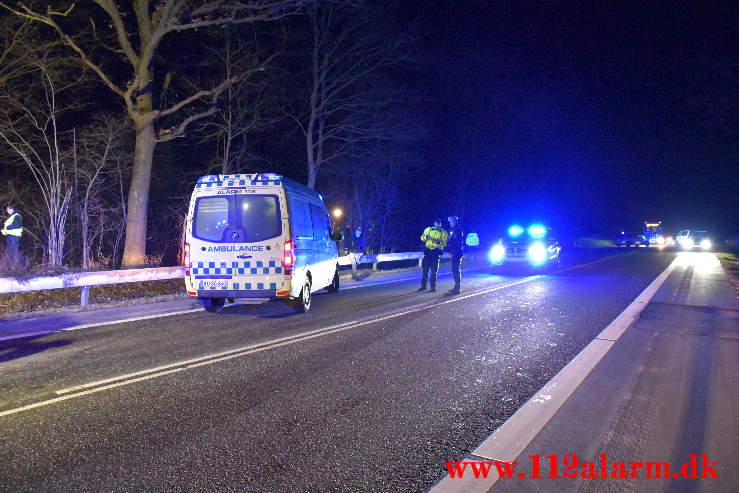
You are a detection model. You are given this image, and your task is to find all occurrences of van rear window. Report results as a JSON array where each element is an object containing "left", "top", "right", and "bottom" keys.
[{"left": 193, "top": 194, "right": 281, "bottom": 243}]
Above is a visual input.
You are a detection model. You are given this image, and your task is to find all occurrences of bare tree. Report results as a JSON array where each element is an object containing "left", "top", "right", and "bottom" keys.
[
  {"left": 198, "top": 30, "right": 280, "bottom": 174},
  {"left": 74, "top": 114, "right": 130, "bottom": 269},
  {"left": 0, "top": 60, "right": 75, "bottom": 267},
  {"left": 1, "top": 0, "right": 308, "bottom": 266},
  {"left": 0, "top": 14, "right": 50, "bottom": 88},
  {"left": 288, "top": 1, "right": 412, "bottom": 189}
]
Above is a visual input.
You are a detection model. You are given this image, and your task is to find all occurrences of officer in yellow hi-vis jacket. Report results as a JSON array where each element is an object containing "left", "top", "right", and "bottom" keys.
[
  {"left": 418, "top": 219, "right": 448, "bottom": 292},
  {"left": 2, "top": 204, "right": 23, "bottom": 260}
]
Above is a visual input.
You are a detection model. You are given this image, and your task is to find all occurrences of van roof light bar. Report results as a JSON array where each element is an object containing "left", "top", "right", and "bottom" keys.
[{"left": 255, "top": 173, "right": 282, "bottom": 182}]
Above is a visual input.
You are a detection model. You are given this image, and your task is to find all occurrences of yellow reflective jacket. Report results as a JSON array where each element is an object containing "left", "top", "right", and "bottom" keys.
[
  {"left": 421, "top": 226, "right": 448, "bottom": 251},
  {"left": 2, "top": 212, "right": 22, "bottom": 237}
]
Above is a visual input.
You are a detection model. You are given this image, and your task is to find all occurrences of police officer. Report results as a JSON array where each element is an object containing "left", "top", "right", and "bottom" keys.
[
  {"left": 418, "top": 219, "right": 448, "bottom": 292},
  {"left": 2, "top": 204, "right": 23, "bottom": 260},
  {"left": 447, "top": 215, "right": 464, "bottom": 294}
]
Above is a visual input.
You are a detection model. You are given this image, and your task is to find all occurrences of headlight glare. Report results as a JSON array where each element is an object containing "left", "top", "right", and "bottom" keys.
[
  {"left": 489, "top": 244, "right": 506, "bottom": 263},
  {"left": 527, "top": 242, "right": 547, "bottom": 265}
]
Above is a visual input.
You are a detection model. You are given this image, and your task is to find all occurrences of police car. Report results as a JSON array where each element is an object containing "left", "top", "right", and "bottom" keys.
[
  {"left": 184, "top": 173, "right": 341, "bottom": 313},
  {"left": 488, "top": 224, "right": 561, "bottom": 271}
]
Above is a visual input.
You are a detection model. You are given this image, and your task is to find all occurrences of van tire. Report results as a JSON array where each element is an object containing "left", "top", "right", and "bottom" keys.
[
  {"left": 326, "top": 268, "right": 340, "bottom": 293},
  {"left": 293, "top": 278, "right": 312, "bottom": 313},
  {"left": 201, "top": 297, "right": 225, "bottom": 313}
]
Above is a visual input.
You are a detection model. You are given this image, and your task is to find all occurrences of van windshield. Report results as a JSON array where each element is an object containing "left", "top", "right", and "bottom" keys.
[{"left": 193, "top": 194, "right": 281, "bottom": 243}]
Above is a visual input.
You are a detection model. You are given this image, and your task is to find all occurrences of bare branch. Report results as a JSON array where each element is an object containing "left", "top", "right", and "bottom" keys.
[
  {"left": 157, "top": 77, "right": 235, "bottom": 118},
  {"left": 0, "top": 2, "right": 127, "bottom": 99},
  {"left": 91, "top": 0, "right": 140, "bottom": 65}
]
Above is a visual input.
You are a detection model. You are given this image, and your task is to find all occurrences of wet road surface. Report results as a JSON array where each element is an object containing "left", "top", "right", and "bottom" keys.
[{"left": 0, "top": 249, "right": 675, "bottom": 492}]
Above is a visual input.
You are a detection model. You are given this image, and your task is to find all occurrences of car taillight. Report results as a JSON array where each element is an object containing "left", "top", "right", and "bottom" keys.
[
  {"left": 282, "top": 240, "right": 294, "bottom": 274},
  {"left": 183, "top": 242, "right": 190, "bottom": 266}
]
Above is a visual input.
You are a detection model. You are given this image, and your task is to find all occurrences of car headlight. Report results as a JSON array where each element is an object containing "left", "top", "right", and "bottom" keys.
[
  {"left": 700, "top": 239, "right": 711, "bottom": 250},
  {"left": 489, "top": 244, "right": 506, "bottom": 263},
  {"left": 682, "top": 238, "right": 694, "bottom": 249},
  {"left": 527, "top": 242, "right": 547, "bottom": 265},
  {"left": 656, "top": 235, "right": 665, "bottom": 245}
]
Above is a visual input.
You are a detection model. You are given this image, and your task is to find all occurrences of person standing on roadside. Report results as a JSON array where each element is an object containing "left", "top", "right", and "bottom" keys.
[
  {"left": 446, "top": 215, "right": 464, "bottom": 294},
  {"left": 2, "top": 204, "right": 23, "bottom": 262},
  {"left": 418, "top": 219, "right": 448, "bottom": 292}
]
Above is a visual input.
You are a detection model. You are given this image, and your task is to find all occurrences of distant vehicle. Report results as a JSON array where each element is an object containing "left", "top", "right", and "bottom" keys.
[
  {"left": 184, "top": 173, "right": 342, "bottom": 313},
  {"left": 676, "top": 230, "right": 713, "bottom": 250},
  {"left": 615, "top": 231, "right": 646, "bottom": 247},
  {"left": 489, "top": 224, "right": 561, "bottom": 271},
  {"left": 643, "top": 221, "right": 665, "bottom": 246}
]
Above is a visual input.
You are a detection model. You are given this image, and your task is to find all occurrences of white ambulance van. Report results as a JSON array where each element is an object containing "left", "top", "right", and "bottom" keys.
[{"left": 184, "top": 173, "right": 341, "bottom": 313}]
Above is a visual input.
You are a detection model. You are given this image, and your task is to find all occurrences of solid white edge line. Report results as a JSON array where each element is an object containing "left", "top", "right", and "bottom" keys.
[
  {"left": 0, "top": 268, "right": 483, "bottom": 343},
  {"left": 1, "top": 252, "right": 628, "bottom": 418},
  {"left": 429, "top": 254, "right": 680, "bottom": 493},
  {"left": 2, "top": 251, "right": 625, "bottom": 342},
  {"left": 3, "top": 277, "right": 540, "bottom": 418},
  {"left": 56, "top": 276, "right": 539, "bottom": 396},
  {"left": 0, "top": 308, "right": 203, "bottom": 343}
]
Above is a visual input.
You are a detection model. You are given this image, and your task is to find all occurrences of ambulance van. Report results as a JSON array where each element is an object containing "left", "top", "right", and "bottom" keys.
[{"left": 184, "top": 173, "right": 341, "bottom": 313}]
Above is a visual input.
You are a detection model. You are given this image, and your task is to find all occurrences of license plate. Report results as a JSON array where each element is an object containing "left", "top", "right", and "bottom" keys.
[{"left": 201, "top": 279, "right": 228, "bottom": 289}]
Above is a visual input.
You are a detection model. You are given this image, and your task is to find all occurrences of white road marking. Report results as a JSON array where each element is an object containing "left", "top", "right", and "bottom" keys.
[
  {"left": 339, "top": 266, "right": 480, "bottom": 291},
  {"left": 429, "top": 254, "right": 680, "bottom": 492},
  {"left": 1, "top": 252, "right": 623, "bottom": 342},
  {"left": 0, "top": 269, "right": 479, "bottom": 342},
  {"left": 0, "top": 252, "right": 630, "bottom": 418},
  {"left": 1, "top": 277, "right": 541, "bottom": 418},
  {"left": 0, "top": 309, "right": 202, "bottom": 342}
]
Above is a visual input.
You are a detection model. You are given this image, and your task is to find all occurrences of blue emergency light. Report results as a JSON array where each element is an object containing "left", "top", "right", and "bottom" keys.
[
  {"left": 528, "top": 224, "right": 546, "bottom": 239},
  {"left": 255, "top": 173, "right": 282, "bottom": 181},
  {"left": 197, "top": 175, "right": 222, "bottom": 184},
  {"left": 508, "top": 225, "right": 524, "bottom": 237}
]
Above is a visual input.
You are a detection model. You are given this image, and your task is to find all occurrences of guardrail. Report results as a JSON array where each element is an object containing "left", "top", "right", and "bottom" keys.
[{"left": 0, "top": 252, "right": 434, "bottom": 305}]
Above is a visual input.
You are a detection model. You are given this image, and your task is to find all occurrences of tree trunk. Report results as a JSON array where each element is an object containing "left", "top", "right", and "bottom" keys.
[{"left": 121, "top": 118, "right": 156, "bottom": 267}]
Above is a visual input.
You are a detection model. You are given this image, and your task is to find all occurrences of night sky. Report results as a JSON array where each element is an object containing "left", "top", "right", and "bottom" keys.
[{"left": 405, "top": 0, "right": 738, "bottom": 237}]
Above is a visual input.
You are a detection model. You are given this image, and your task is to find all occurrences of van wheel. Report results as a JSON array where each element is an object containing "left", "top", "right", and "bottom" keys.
[
  {"left": 201, "top": 297, "right": 225, "bottom": 313},
  {"left": 293, "top": 278, "right": 312, "bottom": 313},
  {"left": 326, "top": 269, "right": 340, "bottom": 293}
]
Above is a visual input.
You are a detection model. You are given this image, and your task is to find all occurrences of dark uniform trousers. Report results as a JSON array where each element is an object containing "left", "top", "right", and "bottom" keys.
[
  {"left": 451, "top": 253, "right": 463, "bottom": 289},
  {"left": 6, "top": 235, "right": 20, "bottom": 258},
  {"left": 421, "top": 247, "right": 442, "bottom": 289}
]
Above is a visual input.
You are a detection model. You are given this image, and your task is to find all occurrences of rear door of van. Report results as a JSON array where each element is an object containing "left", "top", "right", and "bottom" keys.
[{"left": 190, "top": 190, "right": 285, "bottom": 295}]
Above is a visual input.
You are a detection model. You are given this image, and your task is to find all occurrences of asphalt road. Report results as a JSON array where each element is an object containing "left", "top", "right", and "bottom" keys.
[{"left": 0, "top": 249, "right": 676, "bottom": 492}]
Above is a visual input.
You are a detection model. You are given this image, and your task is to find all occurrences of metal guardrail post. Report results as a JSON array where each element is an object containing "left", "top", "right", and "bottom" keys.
[
  {"left": 351, "top": 254, "right": 358, "bottom": 280},
  {"left": 373, "top": 262, "right": 379, "bottom": 272},
  {"left": 80, "top": 286, "right": 90, "bottom": 306},
  {"left": 418, "top": 258, "right": 423, "bottom": 268}
]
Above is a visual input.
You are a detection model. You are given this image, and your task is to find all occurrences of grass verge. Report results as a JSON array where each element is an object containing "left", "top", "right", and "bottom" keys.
[
  {"left": 716, "top": 251, "right": 739, "bottom": 297},
  {"left": 0, "top": 279, "right": 186, "bottom": 317}
]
